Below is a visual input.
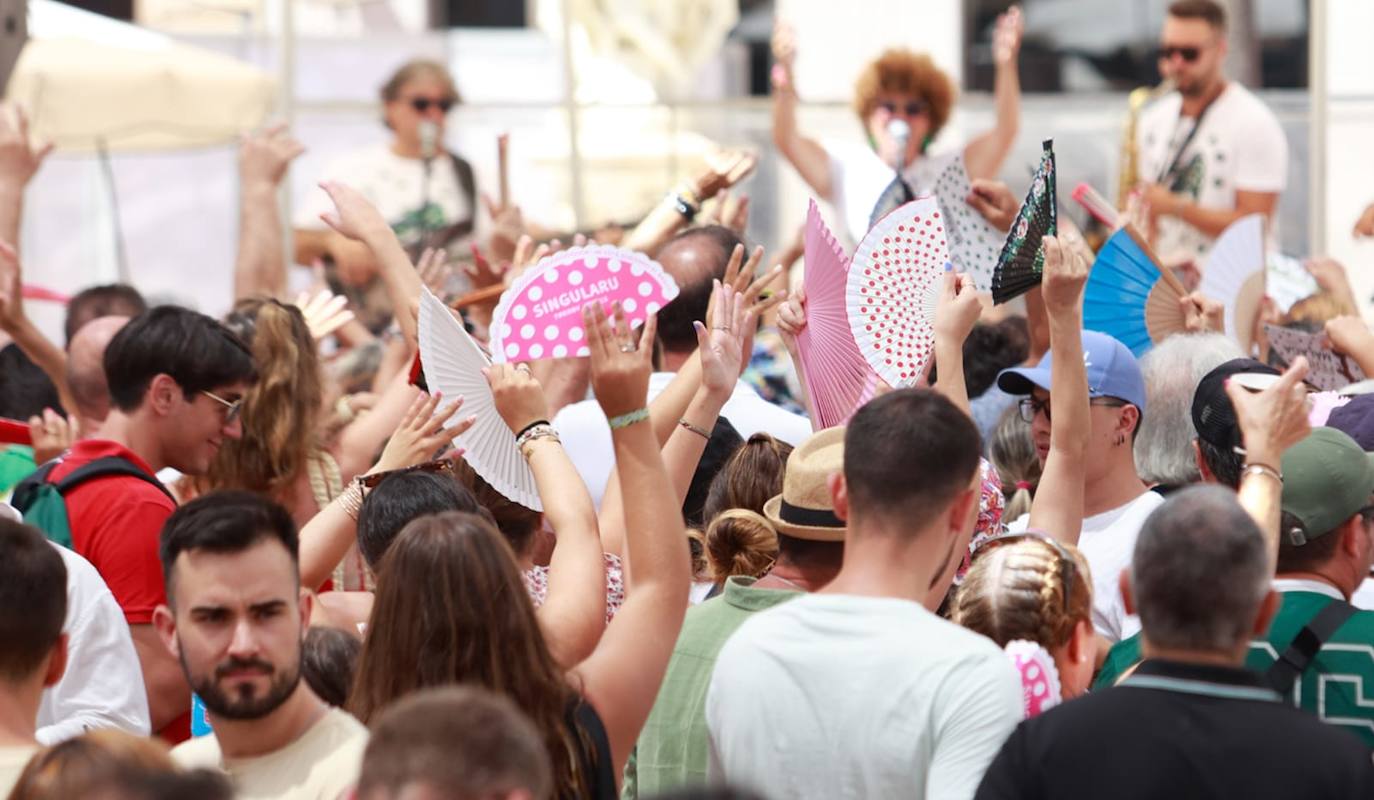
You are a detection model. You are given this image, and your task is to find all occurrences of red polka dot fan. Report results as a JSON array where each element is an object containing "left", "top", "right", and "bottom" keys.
[{"left": 846, "top": 197, "right": 949, "bottom": 388}]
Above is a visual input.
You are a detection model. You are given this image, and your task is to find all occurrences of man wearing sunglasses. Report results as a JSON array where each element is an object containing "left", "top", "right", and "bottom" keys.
[
  {"left": 998, "top": 330, "right": 1158, "bottom": 645},
  {"left": 16, "top": 307, "right": 256, "bottom": 743},
  {"left": 1134, "top": 0, "right": 1287, "bottom": 263}
]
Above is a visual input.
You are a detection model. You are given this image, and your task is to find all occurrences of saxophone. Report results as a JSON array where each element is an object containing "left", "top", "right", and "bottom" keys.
[{"left": 1116, "top": 81, "right": 1173, "bottom": 209}]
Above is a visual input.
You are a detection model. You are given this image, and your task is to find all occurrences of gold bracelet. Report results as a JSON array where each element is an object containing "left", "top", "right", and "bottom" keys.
[
  {"left": 336, "top": 480, "right": 364, "bottom": 520},
  {"left": 679, "top": 418, "right": 712, "bottom": 440}
]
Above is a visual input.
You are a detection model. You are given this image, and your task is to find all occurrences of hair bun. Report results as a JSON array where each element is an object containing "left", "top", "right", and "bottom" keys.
[{"left": 704, "top": 509, "right": 779, "bottom": 582}]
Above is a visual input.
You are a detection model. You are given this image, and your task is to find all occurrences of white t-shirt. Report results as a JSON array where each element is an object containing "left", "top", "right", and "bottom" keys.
[
  {"left": 172, "top": 707, "right": 368, "bottom": 800},
  {"left": 36, "top": 543, "right": 151, "bottom": 744},
  {"left": 827, "top": 143, "right": 951, "bottom": 247},
  {"left": 0, "top": 745, "right": 38, "bottom": 798},
  {"left": 296, "top": 144, "right": 477, "bottom": 252},
  {"left": 1136, "top": 83, "right": 1287, "bottom": 262},
  {"left": 1008, "top": 490, "right": 1165, "bottom": 643},
  {"left": 553, "top": 372, "right": 813, "bottom": 509},
  {"left": 1350, "top": 577, "right": 1374, "bottom": 611},
  {"left": 705, "top": 593, "right": 1022, "bottom": 800}
]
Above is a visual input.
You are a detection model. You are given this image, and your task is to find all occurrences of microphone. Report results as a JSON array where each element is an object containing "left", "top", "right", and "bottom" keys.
[
  {"left": 887, "top": 118, "right": 910, "bottom": 171},
  {"left": 418, "top": 120, "right": 438, "bottom": 161}
]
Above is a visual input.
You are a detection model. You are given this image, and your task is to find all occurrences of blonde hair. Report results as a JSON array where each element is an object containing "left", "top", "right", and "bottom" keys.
[
  {"left": 952, "top": 538, "right": 1093, "bottom": 651},
  {"left": 204, "top": 298, "right": 323, "bottom": 498},
  {"left": 989, "top": 406, "right": 1040, "bottom": 522},
  {"left": 852, "top": 49, "right": 956, "bottom": 139},
  {"left": 1283, "top": 291, "right": 1354, "bottom": 328},
  {"left": 704, "top": 509, "right": 779, "bottom": 583}
]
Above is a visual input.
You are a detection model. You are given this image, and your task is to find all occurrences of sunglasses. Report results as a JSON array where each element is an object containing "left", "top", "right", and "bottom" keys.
[
  {"left": 972, "top": 530, "right": 1078, "bottom": 615},
  {"left": 877, "top": 100, "right": 929, "bottom": 117},
  {"left": 199, "top": 390, "right": 243, "bottom": 425},
  {"left": 358, "top": 458, "right": 455, "bottom": 497},
  {"left": 1018, "top": 396, "right": 1127, "bottom": 424},
  {"left": 1158, "top": 45, "right": 1201, "bottom": 63},
  {"left": 409, "top": 97, "right": 454, "bottom": 114}
]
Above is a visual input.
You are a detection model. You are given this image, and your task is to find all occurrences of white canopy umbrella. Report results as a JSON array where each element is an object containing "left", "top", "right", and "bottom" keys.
[{"left": 5, "top": 0, "right": 275, "bottom": 153}]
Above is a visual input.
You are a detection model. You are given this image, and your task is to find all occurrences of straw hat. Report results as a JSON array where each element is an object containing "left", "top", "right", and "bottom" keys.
[{"left": 762, "top": 427, "right": 847, "bottom": 542}]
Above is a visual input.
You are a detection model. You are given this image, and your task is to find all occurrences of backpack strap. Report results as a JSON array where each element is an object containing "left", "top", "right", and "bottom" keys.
[
  {"left": 51, "top": 456, "right": 175, "bottom": 502},
  {"left": 1264, "top": 597, "right": 1358, "bottom": 696},
  {"left": 10, "top": 459, "right": 62, "bottom": 514}
]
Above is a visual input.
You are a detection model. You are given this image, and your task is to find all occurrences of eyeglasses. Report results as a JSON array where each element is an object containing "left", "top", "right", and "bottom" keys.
[
  {"left": 1017, "top": 396, "right": 1128, "bottom": 424},
  {"left": 1158, "top": 45, "right": 1201, "bottom": 63},
  {"left": 409, "top": 97, "right": 454, "bottom": 114},
  {"left": 199, "top": 390, "right": 243, "bottom": 425},
  {"left": 357, "top": 459, "right": 455, "bottom": 497},
  {"left": 877, "top": 99, "right": 929, "bottom": 117},
  {"left": 971, "top": 530, "right": 1078, "bottom": 615}
]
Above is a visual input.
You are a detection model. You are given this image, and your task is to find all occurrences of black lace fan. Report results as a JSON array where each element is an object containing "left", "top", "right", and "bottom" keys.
[
  {"left": 991, "top": 139, "right": 1057, "bottom": 305},
  {"left": 868, "top": 174, "right": 916, "bottom": 232}
]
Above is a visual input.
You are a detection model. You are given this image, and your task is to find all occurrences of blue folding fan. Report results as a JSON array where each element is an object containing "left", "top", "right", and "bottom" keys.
[{"left": 1082, "top": 225, "right": 1188, "bottom": 358}]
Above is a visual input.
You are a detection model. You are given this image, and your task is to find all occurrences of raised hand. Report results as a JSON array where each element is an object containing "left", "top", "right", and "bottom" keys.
[
  {"left": 371, "top": 392, "right": 474, "bottom": 474},
  {"left": 1225, "top": 356, "right": 1311, "bottom": 470},
  {"left": 584, "top": 302, "right": 656, "bottom": 419},
  {"left": 933, "top": 270, "right": 983, "bottom": 346},
  {"left": 292, "top": 287, "right": 355, "bottom": 341},
  {"left": 776, "top": 285, "right": 808, "bottom": 345},
  {"left": 695, "top": 150, "right": 758, "bottom": 201},
  {"left": 701, "top": 191, "right": 751, "bottom": 236},
  {"left": 695, "top": 281, "right": 753, "bottom": 396},
  {"left": 1039, "top": 233, "right": 1091, "bottom": 315},
  {"left": 0, "top": 105, "right": 52, "bottom": 189},
  {"left": 484, "top": 362, "right": 551, "bottom": 435},
  {"left": 771, "top": 19, "right": 797, "bottom": 73},
  {"left": 416, "top": 247, "right": 454, "bottom": 298},
  {"left": 481, "top": 191, "right": 525, "bottom": 262},
  {"left": 965, "top": 179, "right": 1017, "bottom": 232},
  {"left": 28, "top": 407, "right": 73, "bottom": 465},
  {"left": 1180, "top": 291, "right": 1225, "bottom": 334},
  {"left": 464, "top": 243, "right": 512, "bottom": 290},
  {"left": 992, "top": 5, "right": 1024, "bottom": 66},
  {"left": 239, "top": 123, "right": 304, "bottom": 190},
  {"left": 319, "top": 181, "right": 392, "bottom": 244},
  {"left": 1355, "top": 202, "right": 1374, "bottom": 239}
]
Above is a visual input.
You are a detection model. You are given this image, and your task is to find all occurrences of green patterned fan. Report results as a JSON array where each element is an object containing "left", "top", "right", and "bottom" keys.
[{"left": 991, "top": 139, "right": 1057, "bottom": 305}]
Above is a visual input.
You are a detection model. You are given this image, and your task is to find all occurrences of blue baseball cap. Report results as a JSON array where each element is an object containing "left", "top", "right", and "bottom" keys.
[{"left": 996, "top": 330, "right": 1147, "bottom": 412}]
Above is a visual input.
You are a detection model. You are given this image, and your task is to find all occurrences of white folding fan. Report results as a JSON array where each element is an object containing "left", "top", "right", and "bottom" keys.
[
  {"left": 1200, "top": 214, "right": 1265, "bottom": 351},
  {"left": 930, "top": 153, "right": 1001, "bottom": 293},
  {"left": 417, "top": 287, "right": 543, "bottom": 511}
]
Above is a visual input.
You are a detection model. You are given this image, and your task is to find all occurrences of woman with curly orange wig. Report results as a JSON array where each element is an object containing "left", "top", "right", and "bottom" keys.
[{"left": 771, "top": 8, "right": 1024, "bottom": 244}]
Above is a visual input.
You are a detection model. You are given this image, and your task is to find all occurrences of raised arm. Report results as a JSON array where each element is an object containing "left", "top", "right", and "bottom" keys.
[
  {"left": 572, "top": 305, "right": 691, "bottom": 780},
  {"left": 319, "top": 181, "right": 425, "bottom": 346},
  {"left": 621, "top": 151, "right": 756, "bottom": 257},
  {"left": 1027, "top": 234, "right": 1091, "bottom": 544},
  {"left": 963, "top": 7, "right": 1023, "bottom": 180},
  {"left": 1224, "top": 357, "right": 1311, "bottom": 575},
  {"left": 932, "top": 271, "right": 985, "bottom": 415},
  {"left": 234, "top": 125, "right": 304, "bottom": 301},
  {"left": 1325, "top": 316, "right": 1374, "bottom": 378},
  {"left": 769, "top": 20, "right": 834, "bottom": 199},
  {"left": 487, "top": 362, "right": 607, "bottom": 669},
  {"left": 0, "top": 241, "right": 75, "bottom": 417},
  {"left": 298, "top": 392, "right": 472, "bottom": 590},
  {"left": 0, "top": 104, "right": 52, "bottom": 254}
]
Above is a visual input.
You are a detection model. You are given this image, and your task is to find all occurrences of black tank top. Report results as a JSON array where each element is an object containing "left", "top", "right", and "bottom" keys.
[{"left": 565, "top": 698, "right": 616, "bottom": 800}]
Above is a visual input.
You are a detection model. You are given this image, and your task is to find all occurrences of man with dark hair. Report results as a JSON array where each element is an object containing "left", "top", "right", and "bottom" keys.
[
  {"left": 156, "top": 492, "right": 368, "bottom": 798},
  {"left": 997, "top": 330, "right": 1160, "bottom": 642},
  {"left": 356, "top": 686, "right": 552, "bottom": 800},
  {"left": 63, "top": 283, "right": 147, "bottom": 344},
  {"left": 0, "top": 519, "right": 69, "bottom": 794},
  {"left": 706, "top": 390, "right": 1020, "bottom": 799},
  {"left": 627, "top": 427, "right": 846, "bottom": 797},
  {"left": 33, "top": 305, "right": 256, "bottom": 738},
  {"left": 1242, "top": 428, "right": 1374, "bottom": 745},
  {"left": 1189, "top": 357, "right": 1279, "bottom": 488},
  {"left": 1137, "top": 0, "right": 1287, "bottom": 263},
  {"left": 554, "top": 226, "right": 810, "bottom": 507},
  {"left": 976, "top": 486, "right": 1374, "bottom": 799}
]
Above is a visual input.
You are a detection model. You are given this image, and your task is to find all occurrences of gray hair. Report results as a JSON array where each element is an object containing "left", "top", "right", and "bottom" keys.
[
  {"left": 1131, "top": 485, "right": 1269, "bottom": 653},
  {"left": 1134, "top": 333, "right": 1243, "bottom": 486}
]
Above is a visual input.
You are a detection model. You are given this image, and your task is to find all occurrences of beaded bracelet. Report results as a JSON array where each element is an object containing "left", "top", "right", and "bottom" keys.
[
  {"left": 336, "top": 481, "right": 364, "bottom": 521},
  {"left": 516, "top": 419, "right": 551, "bottom": 440},
  {"left": 516, "top": 423, "right": 561, "bottom": 452},
  {"left": 608, "top": 408, "right": 650, "bottom": 430}
]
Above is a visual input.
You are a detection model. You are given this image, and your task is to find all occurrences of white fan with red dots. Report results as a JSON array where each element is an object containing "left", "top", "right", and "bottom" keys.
[{"left": 845, "top": 198, "right": 949, "bottom": 388}]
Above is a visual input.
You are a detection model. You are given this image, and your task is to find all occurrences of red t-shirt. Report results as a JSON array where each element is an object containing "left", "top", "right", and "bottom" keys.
[{"left": 48, "top": 440, "right": 176, "bottom": 625}]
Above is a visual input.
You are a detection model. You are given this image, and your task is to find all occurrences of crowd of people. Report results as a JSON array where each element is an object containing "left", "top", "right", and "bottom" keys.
[{"left": 3, "top": 0, "right": 1374, "bottom": 798}]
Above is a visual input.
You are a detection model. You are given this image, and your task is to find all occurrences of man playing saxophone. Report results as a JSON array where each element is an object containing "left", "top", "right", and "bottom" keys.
[{"left": 1134, "top": 0, "right": 1287, "bottom": 264}]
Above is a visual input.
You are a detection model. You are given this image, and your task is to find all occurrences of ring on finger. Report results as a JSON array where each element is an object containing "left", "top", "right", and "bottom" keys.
[{"left": 619, "top": 343, "right": 636, "bottom": 353}]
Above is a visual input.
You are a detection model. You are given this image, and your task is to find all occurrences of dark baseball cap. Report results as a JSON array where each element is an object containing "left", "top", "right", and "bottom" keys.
[
  {"left": 1191, "top": 358, "right": 1281, "bottom": 449},
  {"left": 1326, "top": 394, "right": 1374, "bottom": 452}
]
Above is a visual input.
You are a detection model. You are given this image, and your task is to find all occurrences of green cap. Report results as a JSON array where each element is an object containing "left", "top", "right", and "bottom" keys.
[{"left": 1280, "top": 427, "right": 1374, "bottom": 545}]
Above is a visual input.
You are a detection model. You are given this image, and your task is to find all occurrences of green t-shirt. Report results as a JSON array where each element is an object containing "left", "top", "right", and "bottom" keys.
[
  {"left": 0, "top": 445, "right": 36, "bottom": 497},
  {"left": 1093, "top": 589, "right": 1374, "bottom": 747},
  {"left": 621, "top": 576, "right": 800, "bottom": 798}
]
